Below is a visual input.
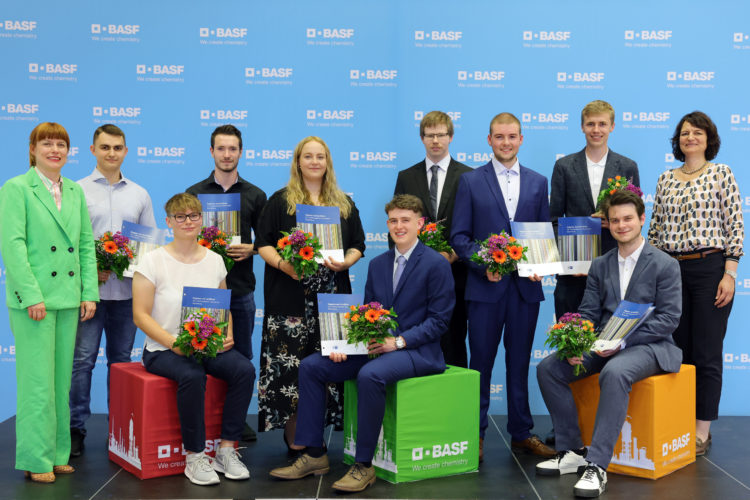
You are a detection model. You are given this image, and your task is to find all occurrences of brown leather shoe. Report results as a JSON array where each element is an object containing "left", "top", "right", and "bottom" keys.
[
  {"left": 511, "top": 435, "right": 556, "bottom": 458},
  {"left": 269, "top": 453, "right": 329, "bottom": 480},
  {"left": 479, "top": 437, "right": 484, "bottom": 463},
  {"left": 53, "top": 464, "right": 75, "bottom": 474},
  {"left": 24, "top": 471, "right": 55, "bottom": 483},
  {"left": 696, "top": 433, "right": 712, "bottom": 456},
  {"left": 332, "top": 463, "right": 376, "bottom": 492}
]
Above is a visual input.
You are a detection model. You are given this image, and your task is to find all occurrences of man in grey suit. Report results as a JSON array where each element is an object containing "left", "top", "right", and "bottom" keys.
[
  {"left": 535, "top": 190, "right": 682, "bottom": 498},
  {"left": 550, "top": 100, "right": 640, "bottom": 321}
]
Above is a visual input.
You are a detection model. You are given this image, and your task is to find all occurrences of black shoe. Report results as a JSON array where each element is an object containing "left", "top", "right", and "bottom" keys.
[
  {"left": 545, "top": 428, "right": 555, "bottom": 446},
  {"left": 241, "top": 422, "right": 257, "bottom": 442},
  {"left": 70, "top": 428, "right": 85, "bottom": 458}
]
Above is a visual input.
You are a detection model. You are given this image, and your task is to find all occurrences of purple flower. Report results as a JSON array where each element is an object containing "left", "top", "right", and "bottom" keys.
[
  {"left": 625, "top": 183, "right": 643, "bottom": 197},
  {"left": 358, "top": 305, "right": 368, "bottom": 313},
  {"left": 558, "top": 312, "right": 581, "bottom": 324},
  {"left": 202, "top": 226, "right": 220, "bottom": 240},
  {"left": 288, "top": 230, "right": 307, "bottom": 245},
  {"left": 368, "top": 301, "right": 382, "bottom": 310}
]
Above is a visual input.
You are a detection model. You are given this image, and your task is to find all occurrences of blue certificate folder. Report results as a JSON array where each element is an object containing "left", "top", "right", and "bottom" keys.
[
  {"left": 197, "top": 193, "right": 241, "bottom": 244},
  {"left": 557, "top": 217, "right": 602, "bottom": 275},
  {"left": 120, "top": 221, "right": 170, "bottom": 277},
  {"left": 593, "top": 300, "right": 655, "bottom": 352},
  {"left": 318, "top": 293, "right": 365, "bottom": 355},
  {"left": 296, "top": 204, "right": 345, "bottom": 262},
  {"left": 510, "top": 221, "right": 563, "bottom": 277},
  {"left": 181, "top": 287, "right": 232, "bottom": 336}
]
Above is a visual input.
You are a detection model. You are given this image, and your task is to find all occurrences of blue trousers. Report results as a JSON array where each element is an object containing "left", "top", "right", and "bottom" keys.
[{"left": 294, "top": 351, "right": 427, "bottom": 463}]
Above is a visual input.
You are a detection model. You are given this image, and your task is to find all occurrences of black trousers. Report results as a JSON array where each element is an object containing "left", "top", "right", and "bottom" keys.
[
  {"left": 440, "top": 261, "right": 469, "bottom": 367},
  {"left": 553, "top": 275, "right": 588, "bottom": 321}
]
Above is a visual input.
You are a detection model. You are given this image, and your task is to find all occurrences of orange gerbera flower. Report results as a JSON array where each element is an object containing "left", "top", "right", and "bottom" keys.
[
  {"left": 299, "top": 246, "right": 314, "bottom": 260},
  {"left": 508, "top": 236, "right": 517, "bottom": 243},
  {"left": 191, "top": 337, "right": 208, "bottom": 350},
  {"left": 508, "top": 245, "right": 523, "bottom": 260},
  {"left": 103, "top": 241, "right": 118, "bottom": 254},
  {"left": 184, "top": 321, "right": 197, "bottom": 336},
  {"left": 350, "top": 305, "right": 357, "bottom": 312},
  {"left": 198, "top": 239, "right": 211, "bottom": 248},
  {"left": 378, "top": 309, "right": 389, "bottom": 316},
  {"left": 277, "top": 236, "right": 290, "bottom": 249},
  {"left": 215, "top": 238, "right": 226, "bottom": 246},
  {"left": 425, "top": 223, "right": 437, "bottom": 232},
  {"left": 492, "top": 250, "right": 507, "bottom": 264},
  {"left": 212, "top": 326, "right": 221, "bottom": 335},
  {"left": 609, "top": 189, "right": 616, "bottom": 195},
  {"left": 615, "top": 175, "right": 621, "bottom": 180},
  {"left": 365, "top": 309, "right": 379, "bottom": 323},
  {"left": 351, "top": 314, "right": 361, "bottom": 322},
  {"left": 344, "top": 312, "right": 350, "bottom": 319}
]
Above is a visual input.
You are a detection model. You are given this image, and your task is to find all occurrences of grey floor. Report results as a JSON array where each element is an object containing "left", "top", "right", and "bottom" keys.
[{"left": 1, "top": 414, "right": 749, "bottom": 499}]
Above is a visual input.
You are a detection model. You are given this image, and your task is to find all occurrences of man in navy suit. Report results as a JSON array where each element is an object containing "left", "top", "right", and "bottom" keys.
[
  {"left": 394, "top": 111, "right": 472, "bottom": 367},
  {"left": 535, "top": 190, "right": 681, "bottom": 498},
  {"left": 270, "top": 194, "right": 454, "bottom": 493},
  {"left": 451, "top": 112, "right": 554, "bottom": 460}
]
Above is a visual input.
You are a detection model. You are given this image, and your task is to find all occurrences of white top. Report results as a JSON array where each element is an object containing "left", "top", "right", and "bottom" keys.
[
  {"left": 586, "top": 150, "right": 608, "bottom": 206},
  {"left": 492, "top": 157, "right": 520, "bottom": 220},
  {"left": 617, "top": 237, "right": 645, "bottom": 300},
  {"left": 135, "top": 247, "right": 227, "bottom": 352},
  {"left": 424, "top": 155, "right": 451, "bottom": 213}
]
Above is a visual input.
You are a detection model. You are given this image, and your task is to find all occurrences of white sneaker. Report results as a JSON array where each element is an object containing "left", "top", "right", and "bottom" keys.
[
  {"left": 536, "top": 450, "right": 588, "bottom": 476},
  {"left": 184, "top": 452, "right": 220, "bottom": 486},
  {"left": 213, "top": 446, "right": 250, "bottom": 480},
  {"left": 574, "top": 464, "right": 607, "bottom": 498}
]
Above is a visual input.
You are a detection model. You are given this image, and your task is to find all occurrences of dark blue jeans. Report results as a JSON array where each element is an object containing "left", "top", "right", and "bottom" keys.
[
  {"left": 231, "top": 292, "right": 256, "bottom": 360},
  {"left": 69, "top": 299, "right": 136, "bottom": 432}
]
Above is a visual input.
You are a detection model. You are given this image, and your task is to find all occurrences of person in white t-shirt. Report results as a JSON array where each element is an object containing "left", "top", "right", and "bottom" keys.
[{"left": 132, "top": 193, "right": 254, "bottom": 486}]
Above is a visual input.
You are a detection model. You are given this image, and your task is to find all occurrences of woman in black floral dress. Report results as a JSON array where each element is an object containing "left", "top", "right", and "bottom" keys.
[{"left": 256, "top": 136, "right": 365, "bottom": 450}]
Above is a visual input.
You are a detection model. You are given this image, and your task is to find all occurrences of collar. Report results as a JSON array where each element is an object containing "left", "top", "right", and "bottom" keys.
[
  {"left": 585, "top": 149, "right": 609, "bottom": 169},
  {"left": 91, "top": 166, "right": 126, "bottom": 185},
  {"left": 491, "top": 157, "right": 520, "bottom": 176},
  {"left": 212, "top": 171, "right": 240, "bottom": 190},
  {"left": 424, "top": 155, "right": 451, "bottom": 173},
  {"left": 618, "top": 237, "right": 645, "bottom": 264},
  {"left": 394, "top": 239, "right": 419, "bottom": 262},
  {"left": 33, "top": 166, "right": 62, "bottom": 187}
]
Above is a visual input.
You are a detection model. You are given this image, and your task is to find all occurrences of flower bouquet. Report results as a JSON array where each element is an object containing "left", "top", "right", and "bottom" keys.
[
  {"left": 198, "top": 226, "right": 234, "bottom": 272},
  {"left": 418, "top": 219, "right": 452, "bottom": 254},
  {"left": 276, "top": 227, "right": 324, "bottom": 278},
  {"left": 345, "top": 302, "right": 398, "bottom": 358},
  {"left": 173, "top": 308, "right": 227, "bottom": 363},
  {"left": 95, "top": 231, "right": 135, "bottom": 284},
  {"left": 470, "top": 230, "right": 527, "bottom": 276},
  {"left": 595, "top": 176, "right": 643, "bottom": 215},
  {"left": 544, "top": 312, "right": 597, "bottom": 376}
]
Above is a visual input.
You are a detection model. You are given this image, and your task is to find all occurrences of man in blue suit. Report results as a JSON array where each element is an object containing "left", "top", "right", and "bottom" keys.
[
  {"left": 270, "top": 194, "right": 454, "bottom": 493},
  {"left": 451, "top": 112, "right": 554, "bottom": 460},
  {"left": 535, "top": 190, "right": 682, "bottom": 498}
]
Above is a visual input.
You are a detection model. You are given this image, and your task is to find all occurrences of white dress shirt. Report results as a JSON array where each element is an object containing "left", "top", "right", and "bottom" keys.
[
  {"left": 491, "top": 157, "right": 520, "bottom": 220},
  {"left": 618, "top": 237, "right": 645, "bottom": 300},
  {"left": 586, "top": 150, "right": 608, "bottom": 206}
]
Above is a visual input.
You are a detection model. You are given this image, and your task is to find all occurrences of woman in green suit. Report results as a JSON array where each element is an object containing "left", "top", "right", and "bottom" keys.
[{"left": 0, "top": 122, "right": 99, "bottom": 483}]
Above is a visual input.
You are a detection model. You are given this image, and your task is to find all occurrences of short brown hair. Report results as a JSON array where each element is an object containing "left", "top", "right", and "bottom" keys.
[
  {"left": 604, "top": 189, "right": 645, "bottom": 219},
  {"left": 420, "top": 111, "right": 454, "bottom": 137},
  {"left": 581, "top": 100, "right": 615, "bottom": 125},
  {"left": 385, "top": 194, "right": 424, "bottom": 217},
  {"left": 93, "top": 124, "right": 126, "bottom": 145},
  {"left": 165, "top": 193, "right": 202, "bottom": 216},
  {"left": 29, "top": 122, "right": 70, "bottom": 167},
  {"left": 489, "top": 112, "right": 521, "bottom": 135},
  {"left": 671, "top": 111, "right": 720, "bottom": 162}
]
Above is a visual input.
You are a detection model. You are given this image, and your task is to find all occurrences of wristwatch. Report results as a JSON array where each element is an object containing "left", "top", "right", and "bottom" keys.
[
  {"left": 725, "top": 269, "right": 738, "bottom": 279},
  {"left": 395, "top": 336, "right": 406, "bottom": 350}
]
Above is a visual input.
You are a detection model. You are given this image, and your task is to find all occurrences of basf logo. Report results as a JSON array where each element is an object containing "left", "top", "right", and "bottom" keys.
[
  {"left": 0, "top": 103, "right": 39, "bottom": 122},
  {"left": 556, "top": 71, "right": 605, "bottom": 90},
  {"left": 0, "top": 19, "right": 37, "bottom": 38},
  {"left": 92, "top": 105, "right": 142, "bottom": 125},
  {"left": 306, "top": 109, "right": 354, "bottom": 128},
  {"left": 522, "top": 30, "right": 571, "bottom": 48},
  {"left": 730, "top": 113, "right": 750, "bottom": 132},
  {"left": 349, "top": 150, "right": 397, "bottom": 170},
  {"left": 244, "top": 147, "right": 293, "bottom": 168},
  {"left": 28, "top": 62, "right": 78, "bottom": 82},
  {"left": 90, "top": 23, "right": 140, "bottom": 42},
  {"left": 457, "top": 70, "right": 505, "bottom": 89},
  {"left": 724, "top": 351, "right": 750, "bottom": 370},
  {"left": 621, "top": 111, "right": 670, "bottom": 129},
  {"left": 520, "top": 112, "right": 569, "bottom": 130},
  {"left": 135, "top": 64, "right": 185, "bottom": 83},
  {"left": 413, "top": 29, "right": 463, "bottom": 48},
  {"left": 199, "top": 26, "right": 247, "bottom": 45},
  {"left": 455, "top": 151, "right": 493, "bottom": 165},
  {"left": 666, "top": 70, "right": 715, "bottom": 89},
  {"left": 349, "top": 69, "right": 398, "bottom": 88},
  {"left": 306, "top": 27, "right": 355, "bottom": 47},
  {"left": 623, "top": 29, "right": 672, "bottom": 48},
  {"left": 413, "top": 111, "right": 462, "bottom": 129},
  {"left": 732, "top": 32, "right": 750, "bottom": 50},
  {"left": 199, "top": 108, "right": 248, "bottom": 127},
  {"left": 136, "top": 145, "right": 186, "bottom": 165},
  {"left": 366, "top": 231, "right": 389, "bottom": 250},
  {"left": 244, "top": 66, "right": 293, "bottom": 86}
]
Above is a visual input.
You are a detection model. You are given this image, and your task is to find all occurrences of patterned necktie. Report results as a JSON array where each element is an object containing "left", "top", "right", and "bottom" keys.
[
  {"left": 393, "top": 255, "right": 406, "bottom": 293},
  {"left": 429, "top": 164, "right": 439, "bottom": 218}
]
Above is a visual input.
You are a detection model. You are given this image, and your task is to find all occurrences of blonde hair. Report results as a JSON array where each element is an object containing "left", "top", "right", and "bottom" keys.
[
  {"left": 165, "top": 192, "right": 202, "bottom": 215},
  {"left": 489, "top": 112, "right": 522, "bottom": 135},
  {"left": 285, "top": 136, "right": 351, "bottom": 218},
  {"left": 581, "top": 100, "right": 615, "bottom": 125}
]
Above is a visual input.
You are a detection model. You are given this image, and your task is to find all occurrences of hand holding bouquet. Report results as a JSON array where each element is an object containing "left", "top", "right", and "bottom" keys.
[
  {"left": 345, "top": 302, "right": 398, "bottom": 358},
  {"left": 418, "top": 219, "right": 452, "bottom": 254},
  {"left": 276, "top": 228, "right": 323, "bottom": 279},
  {"left": 173, "top": 308, "right": 227, "bottom": 363},
  {"left": 198, "top": 226, "right": 234, "bottom": 272},
  {"left": 544, "top": 312, "right": 597, "bottom": 376},
  {"left": 595, "top": 176, "right": 643, "bottom": 215},
  {"left": 95, "top": 231, "right": 135, "bottom": 284},
  {"left": 470, "top": 231, "right": 527, "bottom": 276}
]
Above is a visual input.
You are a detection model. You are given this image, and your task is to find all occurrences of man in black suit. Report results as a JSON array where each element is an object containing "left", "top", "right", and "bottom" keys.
[
  {"left": 547, "top": 100, "right": 639, "bottom": 445},
  {"left": 394, "top": 111, "right": 472, "bottom": 367}
]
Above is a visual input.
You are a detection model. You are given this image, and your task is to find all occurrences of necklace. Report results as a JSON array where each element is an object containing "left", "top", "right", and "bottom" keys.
[{"left": 681, "top": 161, "right": 708, "bottom": 175}]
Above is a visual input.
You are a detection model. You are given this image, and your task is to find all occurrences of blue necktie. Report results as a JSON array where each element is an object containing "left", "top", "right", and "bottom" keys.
[
  {"left": 429, "top": 165, "right": 439, "bottom": 218},
  {"left": 393, "top": 255, "right": 406, "bottom": 293}
]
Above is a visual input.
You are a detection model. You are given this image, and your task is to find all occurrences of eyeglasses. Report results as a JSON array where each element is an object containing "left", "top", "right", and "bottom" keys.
[
  {"left": 171, "top": 212, "right": 202, "bottom": 223},
  {"left": 424, "top": 133, "right": 450, "bottom": 140}
]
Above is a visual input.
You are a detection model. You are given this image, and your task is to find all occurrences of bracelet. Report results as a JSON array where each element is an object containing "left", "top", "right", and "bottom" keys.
[
  {"left": 725, "top": 269, "right": 738, "bottom": 279},
  {"left": 277, "top": 257, "right": 283, "bottom": 270}
]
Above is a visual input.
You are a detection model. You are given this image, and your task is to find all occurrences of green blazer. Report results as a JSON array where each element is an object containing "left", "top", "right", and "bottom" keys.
[{"left": 0, "top": 168, "right": 99, "bottom": 310}]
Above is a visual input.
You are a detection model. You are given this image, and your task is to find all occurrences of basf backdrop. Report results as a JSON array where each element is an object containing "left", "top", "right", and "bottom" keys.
[{"left": 1, "top": 0, "right": 749, "bottom": 421}]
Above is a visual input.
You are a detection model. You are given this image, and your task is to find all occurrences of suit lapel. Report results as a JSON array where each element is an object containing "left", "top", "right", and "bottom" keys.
[
  {"left": 409, "top": 161, "right": 433, "bottom": 219},
  {"left": 28, "top": 170, "right": 70, "bottom": 240},
  {"left": 436, "top": 159, "right": 459, "bottom": 220},
  {"left": 384, "top": 248, "right": 396, "bottom": 304},
  {"left": 572, "top": 150, "right": 595, "bottom": 212},
  {"left": 607, "top": 251, "right": 621, "bottom": 303},
  {"left": 481, "top": 163, "right": 510, "bottom": 222},
  {"left": 624, "top": 242, "right": 650, "bottom": 299},
  {"left": 393, "top": 243, "right": 423, "bottom": 301}
]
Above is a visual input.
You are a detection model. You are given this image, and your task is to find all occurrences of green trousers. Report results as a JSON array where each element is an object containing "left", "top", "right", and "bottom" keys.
[{"left": 9, "top": 307, "right": 78, "bottom": 473}]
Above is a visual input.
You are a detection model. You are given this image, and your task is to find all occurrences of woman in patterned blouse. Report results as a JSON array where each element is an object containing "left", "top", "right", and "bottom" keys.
[{"left": 648, "top": 111, "right": 744, "bottom": 456}]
